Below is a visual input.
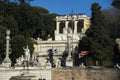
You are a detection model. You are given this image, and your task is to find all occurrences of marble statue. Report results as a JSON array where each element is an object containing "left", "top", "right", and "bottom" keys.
[
  {"left": 79, "top": 62, "right": 86, "bottom": 68},
  {"left": 23, "top": 45, "right": 30, "bottom": 61},
  {"left": 54, "top": 58, "right": 61, "bottom": 68},
  {"left": 16, "top": 55, "right": 24, "bottom": 66}
]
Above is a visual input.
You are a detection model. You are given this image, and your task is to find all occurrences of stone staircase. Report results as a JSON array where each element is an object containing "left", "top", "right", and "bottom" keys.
[
  {"left": 22, "top": 69, "right": 51, "bottom": 80},
  {"left": 0, "top": 69, "right": 51, "bottom": 80},
  {"left": 0, "top": 70, "right": 20, "bottom": 80}
]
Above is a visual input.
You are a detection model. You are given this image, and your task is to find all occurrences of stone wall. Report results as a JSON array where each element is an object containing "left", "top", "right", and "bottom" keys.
[
  {"left": 0, "top": 67, "right": 119, "bottom": 80},
  {"left": 0, "top": 69, "right": 20, "bottom": 80},
  {"left": 52, "top": 68, "right": 120, "bottom": 80},
  {"left": 0, "top": 68, "right": 51, "bottom": 80}
]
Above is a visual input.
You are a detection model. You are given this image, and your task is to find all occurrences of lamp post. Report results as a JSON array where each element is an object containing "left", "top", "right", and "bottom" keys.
[
  {"left": 3, "top": 29, "right": 11, "bottom": 67},
  {"left": 66, "top": 27, "right": 73, "bottom": 67},
  {"left": 67, "top": 28, "right": 71, "bottom": 59}
]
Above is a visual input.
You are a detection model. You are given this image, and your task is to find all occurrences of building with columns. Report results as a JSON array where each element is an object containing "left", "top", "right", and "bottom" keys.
[
  {"left": 55, "top": 14, "right": 90, "bottom": 41},
  {"left": 33, "top": 14, "right": 90, "bottom": 67}
]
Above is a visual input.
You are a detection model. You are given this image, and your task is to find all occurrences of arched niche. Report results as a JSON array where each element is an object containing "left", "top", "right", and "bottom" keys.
[
  {"left": 68, "top": 21, "right": 74, "bottom": 32},
  {"left": 59, "top": 21, "right": 65, "bottom": 33},
  {"left": 77, "top": 20, "right": 84, "bottom": 33}
]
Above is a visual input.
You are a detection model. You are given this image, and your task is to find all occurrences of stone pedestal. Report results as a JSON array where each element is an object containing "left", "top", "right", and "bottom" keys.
[
  {"left": 3, "top": 29, "right": 11, "bottom": 68},
  {"left": 66, "top": 57, "right": 73, "bottom": 67},
  {"left": 3, "top": 57, "right": 11, "bottom": 68}
]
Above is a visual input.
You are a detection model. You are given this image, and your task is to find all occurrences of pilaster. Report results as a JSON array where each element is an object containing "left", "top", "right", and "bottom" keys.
[
  {"left": 55, "top": 21, "right": 60, "bottom": 34},
  {"left": 74, "top": 21, "right": 78, "bottom": 34},
  {"left": 82, "top": 19, "right": 90, "bottom": 33}
]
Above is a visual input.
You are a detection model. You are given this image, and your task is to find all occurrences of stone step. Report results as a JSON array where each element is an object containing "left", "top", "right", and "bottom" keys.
[
  {"left": 19, "top": 69, "right": 51, "bottom": 80},
  {"left": 0, "top": 69, "right": 51, "bottom": 80}
]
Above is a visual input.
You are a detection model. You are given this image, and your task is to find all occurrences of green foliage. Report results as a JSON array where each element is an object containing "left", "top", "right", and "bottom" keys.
[
  {"left": 15, "top": 0, "right": 34, "bottom": 4},
  {"left": 25, "top": 38, "right": 35, "bottom": 57},
  {"left": 103, "top": 7, "right": 120, "bottom": 66},
  {"left": 32, "top": 6, "right": 49, "bottom": 14},
  {"left": 10, "top": 35, "right": 26, "bottom": 65},
  {"left": 18, "top": 3, "right": 37, "bottom": 38},
  {"left": 0, "top": 1, "right": 57, "bottom": 64},
  {"left": 4, "top": 15, "right": 19, "bottom": 36},
  {"left": 103, "top": 8, "right": 120, "bottom": 38},
  {"left": 112, "top": 0, "right": 120, "bottom": 9},
  {"left": 0, "top": 27, "right": 6, "bottom": 62},
  {"left": 79, "top": 3, "right": 114, "bottom": 67}
]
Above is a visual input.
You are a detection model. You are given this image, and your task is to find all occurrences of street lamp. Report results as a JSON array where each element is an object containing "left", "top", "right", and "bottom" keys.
[
  {"left": 67, "top": 27, "right": 72, "bottom": 59},
  {"left": 6, "top": 29, "right": 10, "bottom": 35},
  {"left": 3, "top": 29, "right": 11, "bottom": 68},
  {"left": 66, "top": 27, "right": 73, "bottom": 67}
]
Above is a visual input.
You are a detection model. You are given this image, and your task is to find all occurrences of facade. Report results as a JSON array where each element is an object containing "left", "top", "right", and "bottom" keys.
[
  {"left": 55, "top": 14, "right": 90, "bottom": 40},
  {"left": 33, "top": 14, "right": 90, "bottom": 67},
  {"left": 0, "top": 68, "right": 120, "bottom": 80}
]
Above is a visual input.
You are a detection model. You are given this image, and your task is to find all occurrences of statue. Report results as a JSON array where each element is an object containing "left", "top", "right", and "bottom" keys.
[
  {"left": 45, "top": 58, "right": 51, "bottom": 69},
  {"left": 23, "top": 45, "right": 30, "bottom": 69},
  {"left": 16, "top": 55, "right": 24, "bottom": 67},
  {"left": 54, "top": 58, "right": 61, "bottom": 68},
  {"left": 79, "top": 62, "right": 86, "bottom": 69},
  {"left": 23, "top": 45, "right": 30, "bottom": 61}
]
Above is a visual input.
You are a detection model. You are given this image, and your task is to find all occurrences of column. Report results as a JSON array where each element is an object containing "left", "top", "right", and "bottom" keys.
[
  {"left": 82, "top": 19, "right": 90, "bottom": 33},
  {"left": 55, "top": 21, "right": 60, "bottom": 34},
  {"left": 3, "top": 29, "right": 11, "bottom": 68},
  {"left": 74, "top": 21, "right": 78, "bottom": 34},
  {"left": 63, "top": 21, "right": 69, "bottom": 34},
  {"left": 67, "top": 33, "right": 71, "bottom": 59},
  {"left": 65, "top": 21, "right": 69, "bottom": 30}
]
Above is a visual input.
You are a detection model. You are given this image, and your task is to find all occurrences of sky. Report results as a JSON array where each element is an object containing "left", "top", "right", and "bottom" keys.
[{"left": 30, "top": 0, "right": 112, "bottom": 16}]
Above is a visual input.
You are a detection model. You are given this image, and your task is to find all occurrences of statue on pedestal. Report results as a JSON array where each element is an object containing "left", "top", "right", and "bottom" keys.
[
  {"left": 23, "top": 45, "right": 30, "bottom": 61},
  {"left": 23, "top": 45, "right": 30, "bottom": 69},
  {"left": 16, "top": 55, "right": 24, "bottom": 67},
  {"left": 54, "top": 58, "right": 61, "bottom": 68}
]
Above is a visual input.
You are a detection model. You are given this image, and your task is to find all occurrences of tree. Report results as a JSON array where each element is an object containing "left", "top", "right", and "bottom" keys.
[
  {"left": 103, "top": 8, "right": 120, "bottom": 38},
  {"left": 0, "top": 1, "right": 57, "bottom": 65},
  {"left": 32, "top": 6, "right": 49, "bottom": 14},
  {"left": 0, "top": 0, "right": 9, "bottom": 3},
  {"left": 0, "top": 27, "right": 6, "bottom": 63},
  {"left": 16, "top": 0, "right": 34, "bottom": 4},
  {"left": 112, "top": 0, "right": 120, "bottom": 9},
  {"left": 25, "top": 37, "right": 35, "bottom": 58},
  {"left": 32, "top": 6, "right": 58, "bottom": 40},
  {"left": 79, "top": 3, "right": 114, "bottom": 66},
  {"left": 111, "top": 0, "right": 120, "bottom": 66},
  {"left": 10, "top": 35, "right": 26, "bottom": 65}
]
